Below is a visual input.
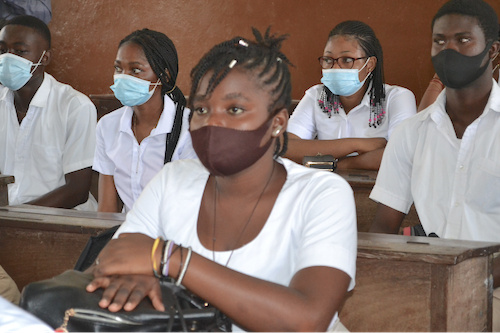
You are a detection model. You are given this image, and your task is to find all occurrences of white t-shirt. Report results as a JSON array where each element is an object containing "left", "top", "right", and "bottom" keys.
[
  {"left": 0, "top": 296, "right": 52, "bottom": 333},
  {"left": 116, "top": 157, "right": 357, "bottom": 330},
  {"left": 0, "top": 73, "right": 97, "bottom": 210},
  {"left": 93, "top": 95, "right": 196, "bottom": 212},
  {"left": 288, "top": 84, "right": 416, "bottom": 140},
  {"left": 370, "top": 80, "right": 500, "bottom": 242}
]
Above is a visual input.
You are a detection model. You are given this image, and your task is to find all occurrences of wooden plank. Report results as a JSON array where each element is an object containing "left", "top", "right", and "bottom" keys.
[
  {"left": 0, "top": 175, "right": 14, "bottom": 206},
  {"left": 0, "top": 205, "right": 125, "bottom": 290},
  {"left": 336, "top": 170, "right": 420, "bottom": 232}
]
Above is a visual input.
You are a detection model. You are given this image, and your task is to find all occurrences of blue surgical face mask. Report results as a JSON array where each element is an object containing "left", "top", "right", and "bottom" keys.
[
  {"left": 321, "top": 58, "right": 371, "bottom": 96},
  {"left": 0, "top": 51, "right": 46, "bottom": 91},
  {"left": 110, "top": 74, "right": 161, "bottom": 106}
]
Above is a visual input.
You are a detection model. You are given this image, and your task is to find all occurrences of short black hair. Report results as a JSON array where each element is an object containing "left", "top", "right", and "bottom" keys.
[
  {"left": 328, "top": 20, "right": 386, "bottom": 128},
  {"left": 189, "top": 27, "right": 292, "bottom": 157},
  {"left": 119, "top": 29, "right": 186, "bottom": 164},
  {"left": 3, "top": 15, "right": 51, "bottom": 48},
  {"left": 432, "top": 0, "right": 499, "bottom": 43}
]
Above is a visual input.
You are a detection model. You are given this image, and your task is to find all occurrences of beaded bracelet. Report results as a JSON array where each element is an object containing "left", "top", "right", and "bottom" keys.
[
  {"left": 161, "top": 240, "right": 175, "bottom": 277},
  {"left": 151, "top": 237, "right": 163, "bottom": 278},
  {"left": 175, "top": 246, "right": 192, "bottom": 286}
]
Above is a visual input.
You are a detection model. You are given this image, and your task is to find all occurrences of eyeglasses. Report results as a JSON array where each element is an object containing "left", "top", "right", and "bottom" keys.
[{"left": 318, "top": 56, "right": 369, "bottom": 69}]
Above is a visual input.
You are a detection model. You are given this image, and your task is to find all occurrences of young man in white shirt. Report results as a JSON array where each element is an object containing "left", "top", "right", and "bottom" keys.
[
  {"left": 369, "top": 0, "right": 500, "bottom": 329},
  {"left": 0, "top": 15, "right": 97, "bottom": 209}
]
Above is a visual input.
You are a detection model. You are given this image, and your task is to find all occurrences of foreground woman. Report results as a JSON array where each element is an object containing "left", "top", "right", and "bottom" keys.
[{"left": 88, "top": 28, "right": 357, "bottom": 331}]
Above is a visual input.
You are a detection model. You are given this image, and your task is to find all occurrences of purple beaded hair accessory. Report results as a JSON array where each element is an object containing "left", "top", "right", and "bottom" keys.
[{"left": 318, "top": 86, "right": 386, "bottom": 127}]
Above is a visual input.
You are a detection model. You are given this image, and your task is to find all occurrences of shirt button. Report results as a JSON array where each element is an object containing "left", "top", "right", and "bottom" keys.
[
  {"left": 454, "top": 202, "right": 460, "bottom": 207},
  {"left": 459, "top": 165, "right": 464, "bottom": 170}
]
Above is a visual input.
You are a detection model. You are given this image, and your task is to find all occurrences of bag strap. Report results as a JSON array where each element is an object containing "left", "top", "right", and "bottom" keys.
[{"left": 164, "top": 101, "right": 184, "bottom": 164}]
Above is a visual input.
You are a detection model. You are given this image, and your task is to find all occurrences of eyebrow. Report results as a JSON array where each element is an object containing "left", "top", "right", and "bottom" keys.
[{"left": 114, "top": 60, "right": 145, "bottom": 66}]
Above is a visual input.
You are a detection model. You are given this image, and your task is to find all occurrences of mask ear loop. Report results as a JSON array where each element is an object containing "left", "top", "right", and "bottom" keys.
[
  {"left": 492, "top": 52, "right": 499, "bottom": 74},
  {"left": 30, "top": 50, "right": 46, "bottom": 74},
  {"left": 358, "top": 56, "right": 373, "bottom": 84}
]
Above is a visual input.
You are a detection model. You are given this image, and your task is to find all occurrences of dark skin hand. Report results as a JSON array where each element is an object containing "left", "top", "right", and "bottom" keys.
[
  {"left": 26, "top": 167, "right": 92, "bottom": 208},
  {"left": 89, "top": 233, "right": 351, "bottom": 332}
]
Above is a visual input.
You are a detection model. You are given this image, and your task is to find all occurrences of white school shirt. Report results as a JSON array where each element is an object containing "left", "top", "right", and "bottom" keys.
[
  {"left": 93, "top": 95, "right": 196, "bottom": 212},
  {"left": 370, "top": 80, "right": 500, "bottom": 242},
  {"left": 116, "top": 157, "right": 357, "bottom": 331},
  {"left": 0, "top": 296, "right": 53, "bottom": 333},
  {"left": 288, "top": 83, "right": 416, "bottom": 140},
  {"left": 0, "top": 73, "right": 97, "bottom": 209}
]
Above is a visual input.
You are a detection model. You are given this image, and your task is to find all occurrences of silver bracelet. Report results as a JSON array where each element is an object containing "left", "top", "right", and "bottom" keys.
[{"left": 175, "top": 246, "right": 192, "bottom": 286}]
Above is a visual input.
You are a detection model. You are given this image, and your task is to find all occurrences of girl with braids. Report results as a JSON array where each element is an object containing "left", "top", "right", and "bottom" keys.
[
  {"left": 87, "top": 28, "right": 357, "bottom": 331},
  {"left": 93, "top": 29, "right": 196, "bottom": 212},
  {"left": 287, "top": 20, "right": 417, "bottom": 170}
]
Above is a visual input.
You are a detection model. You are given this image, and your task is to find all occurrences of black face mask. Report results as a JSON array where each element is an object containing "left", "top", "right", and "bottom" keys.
[{"left": 432, "top": 42, "right": 492, "bottom": 89}]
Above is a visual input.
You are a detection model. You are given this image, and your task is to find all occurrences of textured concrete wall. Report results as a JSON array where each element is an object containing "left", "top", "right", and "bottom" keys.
[{"left": 45, "top": 0, "right": 500, "bottom": 104}]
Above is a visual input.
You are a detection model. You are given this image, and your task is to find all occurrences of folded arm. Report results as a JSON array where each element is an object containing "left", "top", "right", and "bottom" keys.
[{"left": 27, "top": 167, "right": 92, "bottom": 208}]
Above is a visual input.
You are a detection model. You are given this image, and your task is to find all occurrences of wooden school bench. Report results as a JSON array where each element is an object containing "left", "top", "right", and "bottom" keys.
[
  {"left": 339, "top": 232, "right": 500, "bottom": 331},
  {"left": 0, "top": 205, "right": 125, "bottom": 290}
]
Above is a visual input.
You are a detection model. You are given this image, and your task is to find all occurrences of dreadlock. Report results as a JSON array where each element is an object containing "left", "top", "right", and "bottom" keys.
[
  {"left": 119, "top": 29, "right": 185, "bottom": 163},
  {"left": 323, "top": 20, "right": 386, "bottom": 128},
  {"left": 189, "top": 27, "right": 292, "bottom": 157}
]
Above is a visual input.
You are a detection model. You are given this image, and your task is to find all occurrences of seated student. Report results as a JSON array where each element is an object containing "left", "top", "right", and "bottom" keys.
[
  {"left": 87, "top": 28, "right": 357, "bottom": 331},
  {"left": 0, "top": 15, "right": 97, "bottom": 210},
  {"left": 418, "top": 24, "right": 500, "bottom": 111},
  {"left": 93, "top": 29, "right": 196, "bottom": 213},
  {"left": 368, "top": 0, "right": 500, "bottom": 328},
  {"left": 0, "top": 295, "right": 52, "bottom": 332},
  {"left": 286, "top": 21, "right": 416, "bottom": 170}
]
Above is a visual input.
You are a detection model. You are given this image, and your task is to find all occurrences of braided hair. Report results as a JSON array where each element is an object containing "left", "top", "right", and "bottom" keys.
[
  {"left": 188, "top": 27, "right": 292, "bottom": 157},
  {"left": 119, "top": 29, "right": 185, "bottom": 163},
  {"left": 322, "top": 20, "right": 386, "bottom": 128}
]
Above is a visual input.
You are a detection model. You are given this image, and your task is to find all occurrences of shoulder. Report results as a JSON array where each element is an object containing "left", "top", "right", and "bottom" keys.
[
  {"left": 46, "top": 74, "right": 95, "bottom": 106},
  {"left": 303, "top": 84, "right": 324, "bottom": 98},
  {"left": 97, "top": 106, "right": 127, "bottom": 128},
  {"left": 384, "top": 84, "right": 415, "bottom": 100}
]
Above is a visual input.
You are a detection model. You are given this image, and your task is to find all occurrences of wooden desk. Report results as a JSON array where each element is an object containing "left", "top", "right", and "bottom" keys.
[
  {"left": 0, "top": 175, "right": 14, "bottom": 206},
  {"left": 339, "top": 232, "right": 500, "bottom": 331},
  {"left": 336, "top": 169, "right": 420, "bottom": 232},
  {"left": 0, "top": 205, "right": 125, "bottom": 290}
]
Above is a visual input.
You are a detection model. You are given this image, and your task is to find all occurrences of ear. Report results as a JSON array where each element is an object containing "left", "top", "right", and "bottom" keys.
[
  {"left": 41, "top": 49, "right": 51, "bottom": 67},
  {"left": 367, "top": 56, "right": 377, "bottom": 74},
  {"left": 271, "top": 108, "right": 289, "bottom": 138},
  {"left": 489, "top": 40, "right": 500, "bottom": 61}
]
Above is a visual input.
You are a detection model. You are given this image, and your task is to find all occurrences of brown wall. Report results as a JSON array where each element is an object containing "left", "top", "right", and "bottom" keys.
[{"left": 46, "top": 0, "right": 500, "bottom": 105}]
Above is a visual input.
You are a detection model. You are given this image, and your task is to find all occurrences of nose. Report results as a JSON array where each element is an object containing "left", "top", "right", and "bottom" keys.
[
  {"left": 205, "top": 110, "right": 225, "bottom": 127},
  {"left": 332, "top": 60, "right": 342, "bottom": 69}
]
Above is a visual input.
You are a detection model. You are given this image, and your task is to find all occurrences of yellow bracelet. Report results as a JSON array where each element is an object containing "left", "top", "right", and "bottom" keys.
[{"left": 151, "top": 237, "right": 162, "bottom": 278}]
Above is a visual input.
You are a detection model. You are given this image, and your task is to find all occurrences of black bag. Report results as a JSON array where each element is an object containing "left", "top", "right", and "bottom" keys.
[{"left": 19, "top": 270, "right": 231, "bottom": 332}]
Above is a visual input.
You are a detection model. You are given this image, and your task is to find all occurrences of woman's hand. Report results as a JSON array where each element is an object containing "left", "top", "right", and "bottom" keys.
[
  {"left": 86, "top": 274, "right": 164, "bottom": 312},
  {"left": 93, "top": 233, "right": 159, "bottom": 278}
]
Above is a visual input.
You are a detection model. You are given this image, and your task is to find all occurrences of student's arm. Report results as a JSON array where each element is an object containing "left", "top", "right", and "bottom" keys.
[
  {"left": 285, "top": 133, "right": 386, "bottom": 165},
  {"left": 337, "top": 147, "right": 385, "bottom": 170},
  {"left": 97, "top": 174, "right": 120, "bottom": 212},
  {"left": 27, "top": 167, "right": 92, "bottom": 208},
  {"left": 90, "top": 235, "right": 351, "bottom": 332},
  {"left": 418, "top": 74, "right": 444, "bottom": 112},
  {"left": 369, "top": 203, "right": 406, "bottom": 234}
]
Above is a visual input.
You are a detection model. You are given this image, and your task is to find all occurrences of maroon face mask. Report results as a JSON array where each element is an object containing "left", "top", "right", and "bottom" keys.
[{"left": 190, "top": 119, "right": 273, "bottom": 176}]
